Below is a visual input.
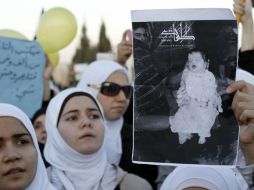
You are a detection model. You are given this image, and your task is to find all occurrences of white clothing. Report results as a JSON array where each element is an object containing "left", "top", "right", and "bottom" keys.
[
  {"left": 160, "top": 166, "right": 248, "bottom": 190},
  {"left": 0, "top": 103, "right": 56, "bottom": 190},
  {"left": 77, "top": 60, "right": 130, "bottom": 165},
  {"left": 44, "top": 88, "right": 118, "bottom": 190},
  {"left": 236, "top": 68, "right": 254, "bottom": 85},
  {"left": 170, "top": 69, "right": 222, "bottom": 144}
]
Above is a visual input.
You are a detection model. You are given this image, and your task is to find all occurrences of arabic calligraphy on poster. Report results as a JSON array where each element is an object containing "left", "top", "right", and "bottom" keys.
[
  {"left": 0, "top": 37, "right": 45, "bottom": 118},
  {"left": 158, "top": 22, "right": 195, "bottom": 47}
]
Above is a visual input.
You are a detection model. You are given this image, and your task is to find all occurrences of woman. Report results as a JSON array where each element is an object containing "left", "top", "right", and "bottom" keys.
[
  {"left": 0, "top": 103, "right": 55, "bottom": 190},
  {"left": 31, "top": 107, "right": 47, "bottom": 145},
  {"left": 31, "top": 106, "right": 50, "bottom": 167},
  {"left": 160, "top": 166, "right": 248, "bottom": 190},
  {"left": 44, "top": 88, "right": 152, "bottom": 190},
  {"left": 78, "top": 60, "right": 131, "bottom": 165},
  {"left": 77, "top": 60, "right": 158, "bottom": 188}
]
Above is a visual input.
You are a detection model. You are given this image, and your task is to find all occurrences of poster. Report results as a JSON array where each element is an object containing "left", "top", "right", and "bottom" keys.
[
  {"left": 0, "top": 37, "right": 45, "bottom": 118},
  {"left": 132, "top": 9, "right": 239, "bottom": 166}
]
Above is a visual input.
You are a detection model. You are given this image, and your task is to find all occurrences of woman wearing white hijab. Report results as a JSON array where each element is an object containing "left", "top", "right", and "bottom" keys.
[
  {"left": 77, "top": 60, "right": 130, "bottom": 165},
  {"left": 44, "top": 88, "right": 152, "bottom": 190},
  {"left": 0, "top": 103, "right": 56, "bottom": 190},
  {"left": 160, "top": 166, "right": 248, "bottom": 190},
  {"left": 77, "top": 60, "right": 158, "bottom": 188}
]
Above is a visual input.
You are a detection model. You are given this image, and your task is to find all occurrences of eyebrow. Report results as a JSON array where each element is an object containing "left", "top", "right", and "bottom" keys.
[
  {"left": 88, "top": 108, "right": 100, "bottom": 112},
  {"left": 13, "top": 133, "right": 31, "bottom": 138},
  {"left": 62, "top": 109, "right": 79, "bottom": 117},
  {"left": 62, "top": 108, "right": 100, "bottom": 117},
  {"left": 0, "top": 133, "right": 31, "bottom": 141}
]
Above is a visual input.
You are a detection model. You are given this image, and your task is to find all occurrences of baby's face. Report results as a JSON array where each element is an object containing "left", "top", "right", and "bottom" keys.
[{"left": 187, "top": 52, "right": 206, "bottom": 73}]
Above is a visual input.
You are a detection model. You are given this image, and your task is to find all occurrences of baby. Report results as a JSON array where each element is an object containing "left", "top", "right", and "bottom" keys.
[{"left": 169, "top": 49, "right": 222, "bottom": 144}]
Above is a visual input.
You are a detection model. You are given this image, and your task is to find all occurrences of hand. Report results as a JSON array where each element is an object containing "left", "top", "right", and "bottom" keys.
[
  {"left": 232, "top": 91, "right": 254, "bottom": 124},
  {"left": 233, "top": 0, "right": 253, "bottom": 23},
  {"left": 176, "top": 86, "right": 190, "bottom": 106},
  {"left": 227, "top": 80, "right": 254, "bottom": 129},
  {"left": 227, "top": 80, "right": 254, "bottom": 164},
  {"left": 227, "top": 80, "right": 254, "bottom": 96},
  {"left": 116, "top": 29, "right": 133, "bottom": 66}
]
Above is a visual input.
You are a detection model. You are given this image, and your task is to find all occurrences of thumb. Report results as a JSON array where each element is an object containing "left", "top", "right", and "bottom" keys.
[{"left": 122, "top": 29, "right": 132, "bottom": 42}]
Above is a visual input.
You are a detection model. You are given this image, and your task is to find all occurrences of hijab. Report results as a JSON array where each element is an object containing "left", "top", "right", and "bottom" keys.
[
  {"left": 77, "top": 60, "right": 130, "bottom": 165},
  {"left": 0, "top": 103, "right": 56, "bottom": 190},
  {"left": 160, "top": 166, "right": 248, "bottom": 190},
  {"left": 44, "top": 88, "right": 119, "bottom": 190},
  {"left": 236, "top": 68, "right": 254, "bottom": 85}
]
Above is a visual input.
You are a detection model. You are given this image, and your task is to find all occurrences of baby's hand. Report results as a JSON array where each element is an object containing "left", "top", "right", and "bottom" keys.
[{"left": 176, "top": 87, "right": 190, "bottom": 106}]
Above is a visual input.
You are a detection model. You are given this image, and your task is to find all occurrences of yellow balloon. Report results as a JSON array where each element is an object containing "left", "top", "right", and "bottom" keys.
[
  {"left": 0, "top": 29, "right": 28, "bottom": 40},
  {"left": 37, "top": 7, "right": 77, "bottom": 53},
  {"left": 47, "top": 52, "right": 60, "bottom": 67}
]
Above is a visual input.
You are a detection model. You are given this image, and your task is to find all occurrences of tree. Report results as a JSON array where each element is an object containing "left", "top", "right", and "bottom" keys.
[
  {"left": 72, "top": 24, "right": 96, "bottom": 64},
  {"left": 97, "top": 21, "right": 112, "bottom": 52}
]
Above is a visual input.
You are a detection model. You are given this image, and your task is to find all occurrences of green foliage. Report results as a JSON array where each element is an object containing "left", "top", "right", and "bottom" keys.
[
  {"left": 72, "top": 24, "right": 97, "bottom": 64},
  {"left": 72, "top": 21, "right": 112, "bottom": 65},
  {"left": 97, "top": 21, "right": 112, "bottom": 52}
]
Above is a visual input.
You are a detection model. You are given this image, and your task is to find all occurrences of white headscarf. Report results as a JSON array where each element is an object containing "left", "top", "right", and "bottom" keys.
[
  {"left": 44, "top": 88, "right": 118, "bottom": 190},
  {"left": 77, "top": 60, "right": 130, "bottom": 165},
  {"left": 160, "top": 166, "right": 248, "bottom": 190},
  {"left": 0, "top": 103, "right": 56, "bottom": 190},
  {"left": 236, "top": 68, "right": 254, "bottom": 85}
]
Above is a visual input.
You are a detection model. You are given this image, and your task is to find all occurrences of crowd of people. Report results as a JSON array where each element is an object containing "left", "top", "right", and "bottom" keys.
[{"left": 1, "top": 0, "right": 254, "bottom": 189}]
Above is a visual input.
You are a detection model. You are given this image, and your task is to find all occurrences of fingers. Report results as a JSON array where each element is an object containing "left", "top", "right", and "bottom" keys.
[
  {"left": 226, "top": 80, "right": 249, "bottom": 94},
  {"left": 117, "top": 30, "right": 133, "bottom": 65},
  {"left": 122, "top": 29, "right": 132, "bottom": 42},
  {"left": 233, "top": 2, "right": 245, "bottom": 15},
  {"left": 240, "top": 110, "right": 254, "bottom": 123},
  {"left": 239, "top": 123, "right": 254, "bottom": 144},
  {"left": 118, "top": 42, "right": 132, "bottom": 55},
  {"left": 232, "top": 90, "right": 254, "bottom": 123}
]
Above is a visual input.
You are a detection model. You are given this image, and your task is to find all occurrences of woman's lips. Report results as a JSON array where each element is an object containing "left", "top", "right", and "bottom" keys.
[
  {"left": 79, "top": 133, "right": 95, "bottom": 139},
  {"left": 3, "top": 167, "right": 25, "bottom": 178}
]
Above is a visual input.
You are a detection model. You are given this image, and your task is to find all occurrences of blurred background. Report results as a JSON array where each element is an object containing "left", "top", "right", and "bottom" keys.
[{"left": 0, "top": 0, "right": 238, "bottom": 88}]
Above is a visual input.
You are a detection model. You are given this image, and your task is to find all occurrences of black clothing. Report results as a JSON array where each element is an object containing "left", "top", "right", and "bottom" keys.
[
  {"left": 238, "top": 49, "right": 254, "bottom": 75},
  {"left": 119, "top": 123, "right": 158, "bottom": 190}
]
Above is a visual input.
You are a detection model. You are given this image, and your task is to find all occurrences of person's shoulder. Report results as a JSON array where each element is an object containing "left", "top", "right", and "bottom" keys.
[{"left": 119, "top": 171, "right": 153, "bottom": 190}]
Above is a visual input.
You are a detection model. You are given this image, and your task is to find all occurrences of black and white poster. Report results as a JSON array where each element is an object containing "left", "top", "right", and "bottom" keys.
[{"left": 132, "top": 9, "right": 239, "bottom": 166}]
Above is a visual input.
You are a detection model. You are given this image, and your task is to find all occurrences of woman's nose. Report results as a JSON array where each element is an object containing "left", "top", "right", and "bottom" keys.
[
  {"left": 2, "top": 144, "right": 21, "bottom": 163},
  {"left": 80, "top": 117, "right": 92, "bottom": 129}
]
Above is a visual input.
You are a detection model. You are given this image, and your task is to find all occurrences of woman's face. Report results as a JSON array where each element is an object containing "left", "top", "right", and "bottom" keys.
[
  {"left": 0, "top": 116, "right": 37, "bottom": 190},
  {"left": 58, "top": 96, "right": 104, "bottom": 155},
  {"left": 97, "top": 71, "right": 130, "bottom": 121},
  {"left": 33, "top": 114, "right": 47, "bottom": 144}
]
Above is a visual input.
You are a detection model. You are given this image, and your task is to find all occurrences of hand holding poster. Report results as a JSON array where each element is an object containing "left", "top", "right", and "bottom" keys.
[
  {"left": 132, "top": 8, "right": 238, "bottom": 166},
  {"left": 0, "top": 37, "right": 45, "bottom": 118}
]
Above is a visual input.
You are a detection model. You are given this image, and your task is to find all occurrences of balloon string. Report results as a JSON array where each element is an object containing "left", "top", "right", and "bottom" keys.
[{"left": 33, "top": 8, "right": 45, "bottom": 40}]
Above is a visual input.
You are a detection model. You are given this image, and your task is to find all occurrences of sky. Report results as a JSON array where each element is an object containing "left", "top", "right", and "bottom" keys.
[{"left": 0, "top": 0, "right": 235, "bottom": 64}]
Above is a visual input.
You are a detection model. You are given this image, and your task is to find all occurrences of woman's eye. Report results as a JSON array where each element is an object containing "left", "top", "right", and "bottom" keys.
[
  {"left": 89, "top": 114, "right": 100, "bottom": 120},
  {"left": 34, "top": 124, "right": 40, "bottom": 130},
  {"left": 66, "top": 115, "right": 78, "bottom": 121},
  {"left": 17, "top": 138, "right": 29, "bottom": 145}
]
